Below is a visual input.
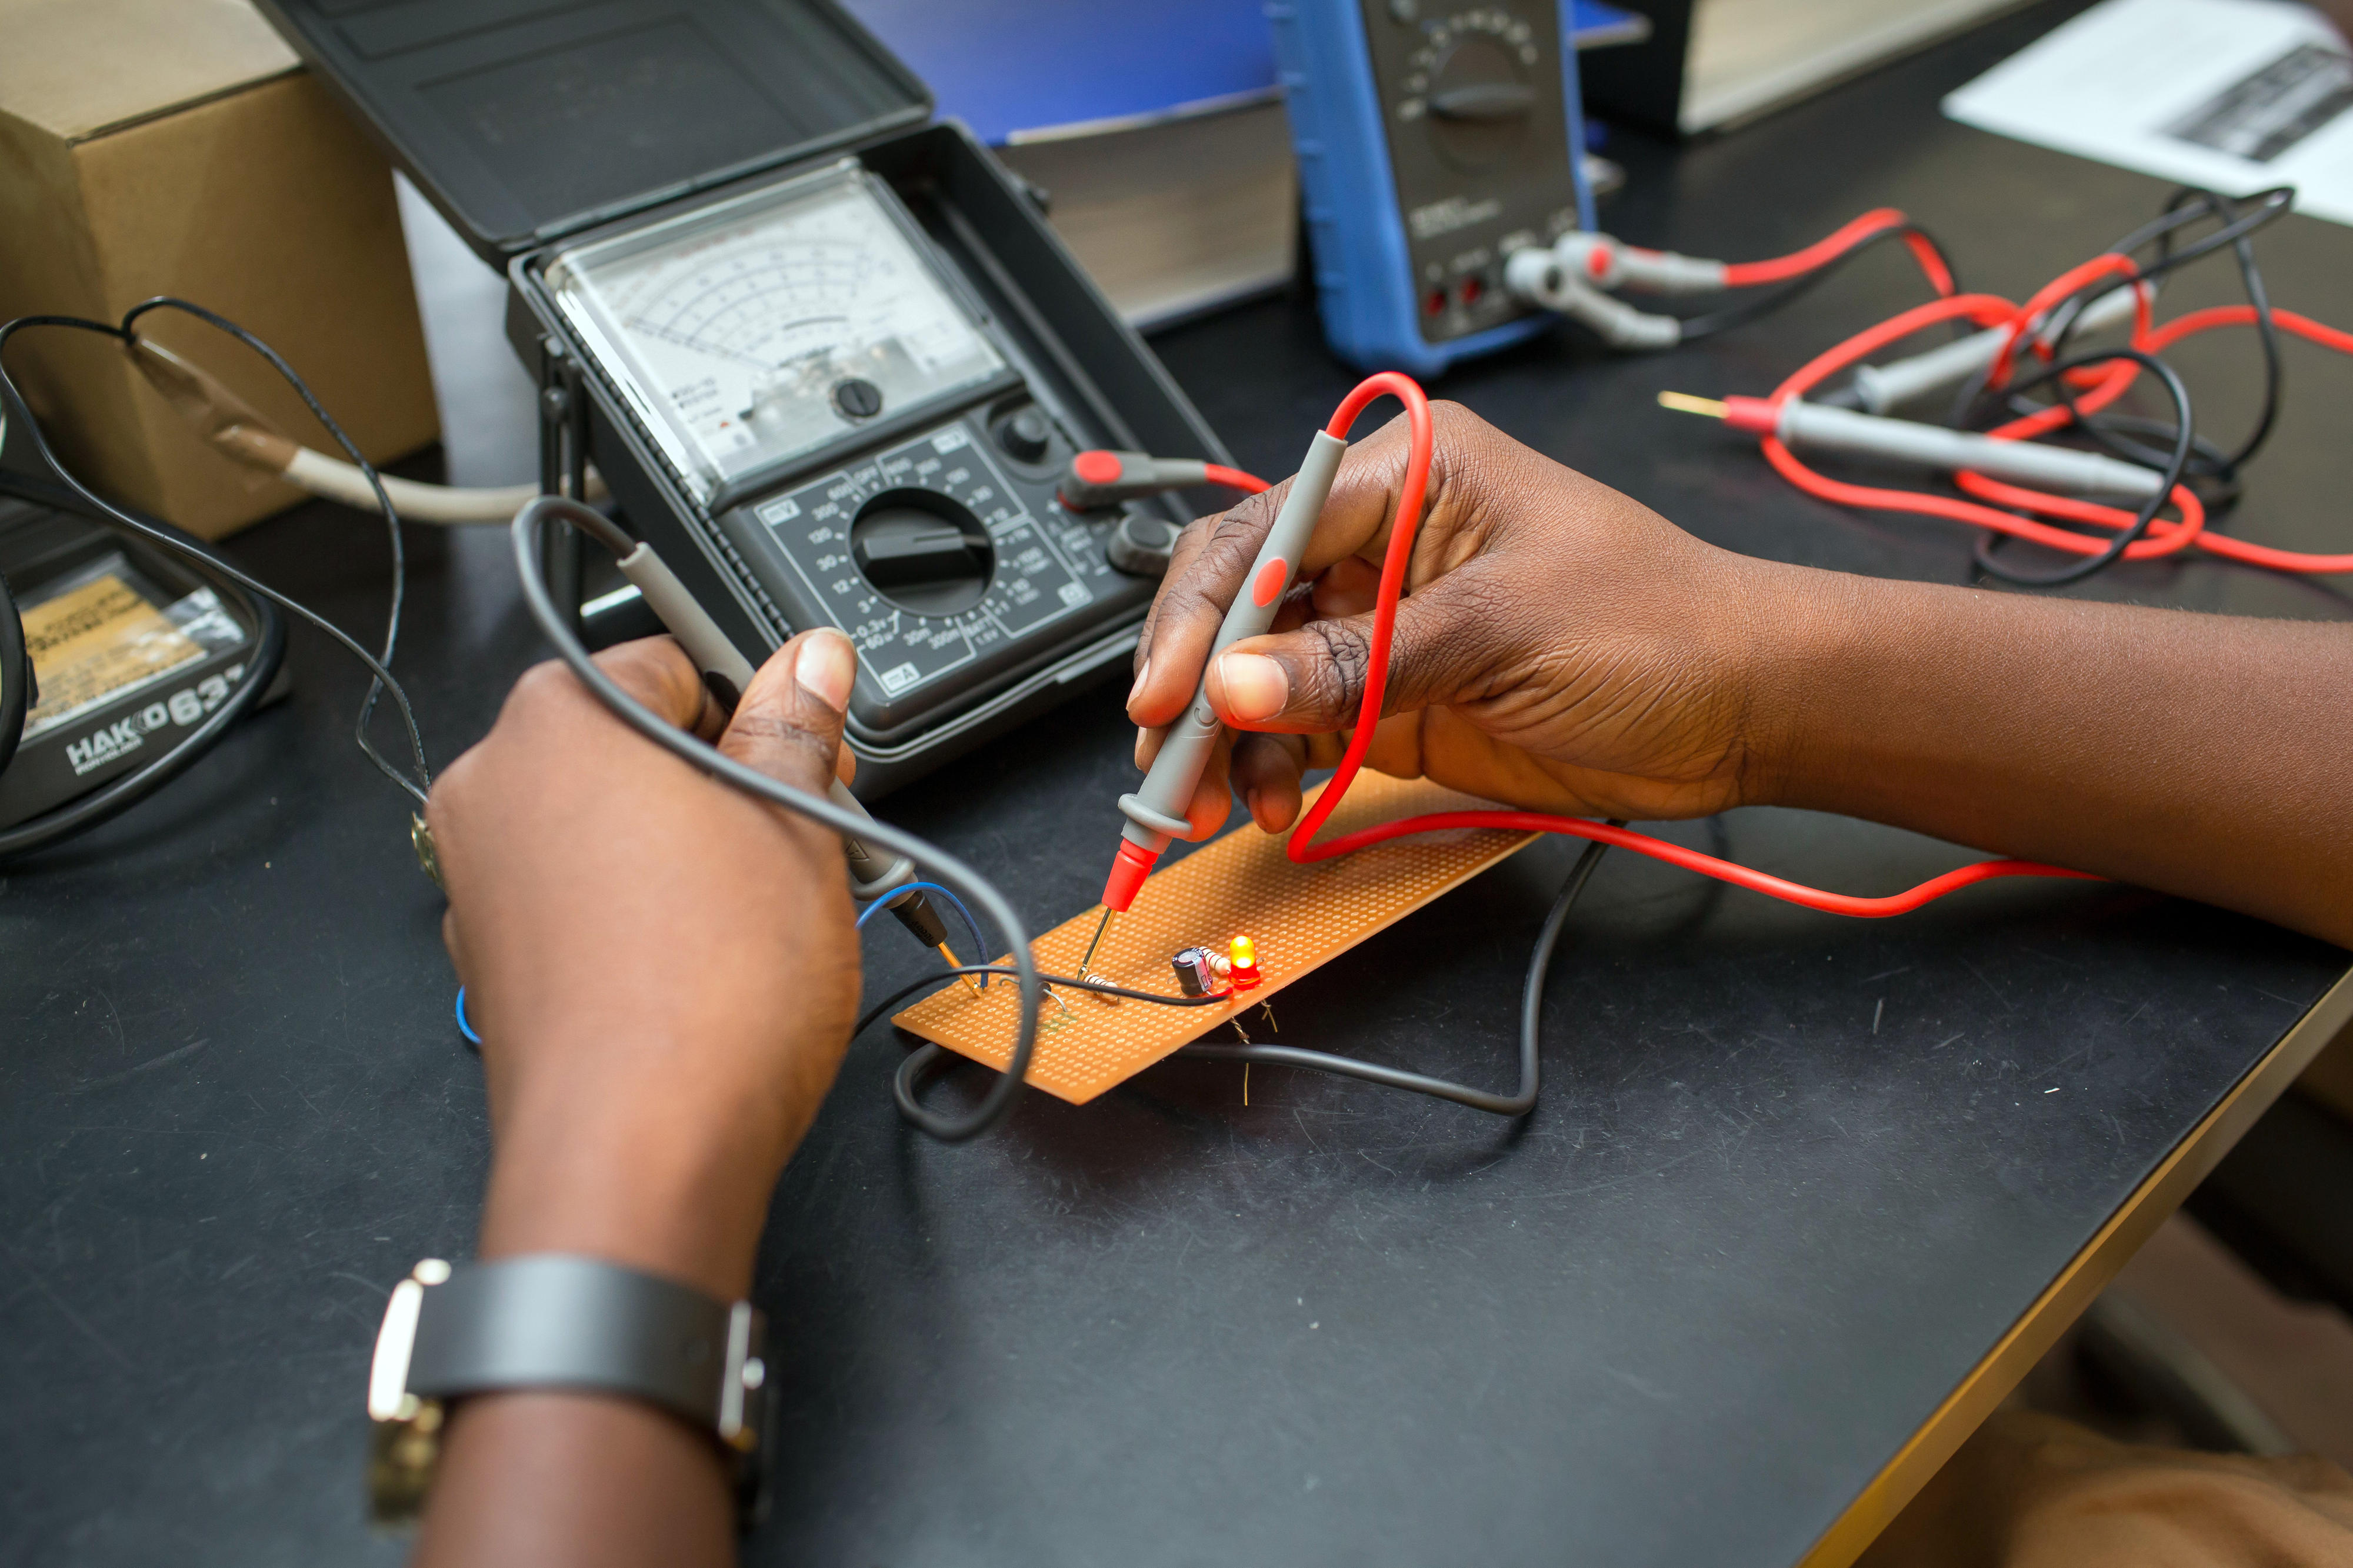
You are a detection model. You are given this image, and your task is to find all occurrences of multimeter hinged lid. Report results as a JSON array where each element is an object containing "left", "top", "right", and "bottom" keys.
[{"left": 250, "top": 0, "right": 933, "bottom": 265}]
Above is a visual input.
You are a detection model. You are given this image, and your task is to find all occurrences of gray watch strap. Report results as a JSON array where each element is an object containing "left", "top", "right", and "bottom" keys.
[
  {"left": 367, "top": 1254, "right": 769, "bottom": 1529},
  {"left": 405, "top": 1255, "right": 757, "bottom": 1434}
]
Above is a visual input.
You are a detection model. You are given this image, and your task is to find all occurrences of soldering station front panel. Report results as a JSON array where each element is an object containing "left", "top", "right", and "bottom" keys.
[
  {"left": 252, "top": 0, "right": 1231, "bottom": 791},
  {"left": 1364, "top": 2, "right": 1584, "bottom": 346}
]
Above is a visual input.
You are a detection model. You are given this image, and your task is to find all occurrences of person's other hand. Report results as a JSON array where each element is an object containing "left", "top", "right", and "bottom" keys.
[
  {"left": 424, "top": 630, "right": 862, "bottom": 1299},
  {"left": 1129, "top": 402, "right": 1796, "bottom": 837}
]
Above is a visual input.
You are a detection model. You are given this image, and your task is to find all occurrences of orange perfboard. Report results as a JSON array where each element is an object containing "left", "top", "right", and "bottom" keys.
[{"left": 893, "top": 772, "right": 1541, "bottom": 1103}]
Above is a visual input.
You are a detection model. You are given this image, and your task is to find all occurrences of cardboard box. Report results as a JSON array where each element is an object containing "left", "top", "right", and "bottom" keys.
[{"left": 0, "top": 0, "right": 437, "bottom": 539}]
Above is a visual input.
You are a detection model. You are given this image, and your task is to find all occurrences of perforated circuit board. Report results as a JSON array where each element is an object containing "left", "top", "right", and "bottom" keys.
[{"left": 893, "top": 772, "right": 1539, "bottom": 1102}]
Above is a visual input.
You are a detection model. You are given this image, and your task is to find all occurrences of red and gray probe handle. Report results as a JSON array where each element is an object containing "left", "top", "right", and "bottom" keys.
[
  {"left": 1721, "top": 396, "right": 2165, "bottom": 498},
  {"left": 1058, "top": 450, "right": 1214, "bottom": 510},
  {"left": 1827, "top": 285, "right": 2145, "bottom": 414},
  {"left": 1549, "top": 232, "right": 1729, "bottom": 295},
  {"left": 615, "top": 541, "right": 919, "bottom": 905},
  {"left": 1098, "top": 429, "right": 1349, "bottom": 912},
  {"left": 1501, "top": 248, "right": 1683, "bottom": 351}
]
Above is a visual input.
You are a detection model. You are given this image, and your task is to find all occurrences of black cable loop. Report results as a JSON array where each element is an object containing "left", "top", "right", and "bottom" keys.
[
  {"left": 0, "top": 312, "right": 433, "bottom": 806},
  {"left": 1948, "top": 188, "right": 2292, "bottom": 439},
  {"left": 119, "top": 297, "right": 431, "bottom": 799},
  {"left": 1972, "top": 348, "right": 2197, "bottom": 588},
  {"left": 2046, "top": 190, "right": 2284, "bottom": 472}
]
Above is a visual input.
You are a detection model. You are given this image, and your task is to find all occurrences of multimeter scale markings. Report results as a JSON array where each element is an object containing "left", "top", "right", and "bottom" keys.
[
  {"left": 758, "top": 422, "right": 1101, "bottom": 700},
  {"left": 547, "top": 165, "right": 1005, "bottom": 495}
]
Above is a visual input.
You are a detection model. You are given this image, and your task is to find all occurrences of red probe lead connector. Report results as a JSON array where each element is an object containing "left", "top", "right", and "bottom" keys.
[
  {"left": 1102, "top": 840, "right": 1158, "bottom": 914},
  {"left": 1059, "top": 451, "right": 1269, "bottom": 511}
]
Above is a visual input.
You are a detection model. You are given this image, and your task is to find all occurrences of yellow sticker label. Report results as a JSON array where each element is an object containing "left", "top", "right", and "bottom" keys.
[{"left": 22, "top": 574, "right": 205, "bottom": 736}]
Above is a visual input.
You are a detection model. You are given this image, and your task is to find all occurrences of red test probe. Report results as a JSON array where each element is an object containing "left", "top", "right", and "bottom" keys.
[{"left": 1082, "top": 372, "right": 2098, "bottom": 972}]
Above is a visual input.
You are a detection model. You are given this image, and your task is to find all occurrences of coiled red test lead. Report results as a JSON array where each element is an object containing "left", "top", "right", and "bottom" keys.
[{"left": 1094, "top": 371, "right": 2096, "bottom": 942}]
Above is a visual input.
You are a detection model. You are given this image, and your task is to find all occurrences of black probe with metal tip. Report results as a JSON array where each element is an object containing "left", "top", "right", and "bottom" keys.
[{"left": 521, "top": 497, "right": 968, "bottom": 964}]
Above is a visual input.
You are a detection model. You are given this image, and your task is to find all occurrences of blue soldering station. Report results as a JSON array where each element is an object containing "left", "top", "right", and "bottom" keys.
[{"left": 1269, "top": 0, "right": 1598, "bottom": 375}]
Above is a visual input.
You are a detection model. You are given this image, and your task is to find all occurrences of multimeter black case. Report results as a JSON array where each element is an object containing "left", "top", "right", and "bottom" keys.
[{"left": 252, "top": 0, "right": 1234, "bottom": 796}]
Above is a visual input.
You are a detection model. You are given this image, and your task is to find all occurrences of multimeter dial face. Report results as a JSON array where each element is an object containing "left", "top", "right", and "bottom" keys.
[
  {"left": 1367, "top": 1, "right": 1579, "bottom": 344},
  {"left": 546, "top": 163, "right": 1005, "bottom": 499},
  {"left": 754, "top": 419, "right": 1110, "bottom": 703},
  {"left": 1401, "top": 11, "right": 1542, "bottom": 171}
]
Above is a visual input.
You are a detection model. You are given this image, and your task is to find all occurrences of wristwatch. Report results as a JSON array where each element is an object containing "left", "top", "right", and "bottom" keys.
[{"left": 366, "top": 1254, "right": 769, "bottom": 1527}]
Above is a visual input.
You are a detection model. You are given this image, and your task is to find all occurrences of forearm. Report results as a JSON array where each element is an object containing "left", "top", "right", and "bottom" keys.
[
  {"left": 1748, "top": 566, "right": 2353, "bottom": 947},
  {"left": 415, "top": 1394, "right": 736, "bottom": 1568},
  {"left": 411, "top": 1075, "right": 785, "bottom": 1568}
]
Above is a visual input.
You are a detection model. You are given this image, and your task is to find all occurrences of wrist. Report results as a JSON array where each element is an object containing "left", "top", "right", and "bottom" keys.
[
  {"left": 1725, "top": 559, "right": 1881, "bottom": 813},
  {"left": 478, "top": 1060, "right": 789, "bottom": 1300}
]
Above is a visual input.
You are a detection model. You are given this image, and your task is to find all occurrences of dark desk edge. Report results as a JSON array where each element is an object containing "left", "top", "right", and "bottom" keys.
[{"left": 1800, "top": 959, "right": 2353, "bottom": 1568}]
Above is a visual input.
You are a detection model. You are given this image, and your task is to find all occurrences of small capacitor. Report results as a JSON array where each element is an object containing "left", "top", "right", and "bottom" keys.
[
  {"left": 1228, "top": 935, "right": 1261, "bottom": 990},
  {"left": 1171, "top": 947, "right": 1221, "bottom": 997}
]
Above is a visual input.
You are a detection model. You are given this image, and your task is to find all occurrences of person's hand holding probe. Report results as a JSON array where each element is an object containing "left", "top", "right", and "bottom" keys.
[
  {"left": 1132, "top": 402, "right": 2353, "bottom": 949},
  {"left": 1129, "top": 401, "right": 1769, "bottom": 838},
  {"left": 415, "top": 628, "right": 865, "bottom": 1568}
]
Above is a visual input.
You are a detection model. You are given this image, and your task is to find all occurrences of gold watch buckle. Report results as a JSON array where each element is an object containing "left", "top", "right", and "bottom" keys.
[{"left": 366, "top": 1259, "right": 451, "bottom": 1526}]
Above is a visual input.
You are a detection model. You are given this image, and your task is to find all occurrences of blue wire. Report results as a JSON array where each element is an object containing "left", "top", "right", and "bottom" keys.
[
  {"left": 859, "top": 880, "right": 992, "bottom": 985},
  {"left": 454, "top": 985, "right": 481, "bottom": 1046}
]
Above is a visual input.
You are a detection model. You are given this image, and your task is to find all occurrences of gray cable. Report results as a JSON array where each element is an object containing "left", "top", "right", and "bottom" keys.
[{"left": 1179, "top": 835, "right": 1612, "bottom": 1114}]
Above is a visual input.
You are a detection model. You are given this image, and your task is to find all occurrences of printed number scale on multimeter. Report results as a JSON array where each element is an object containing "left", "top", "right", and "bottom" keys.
[{"left": 538, "top": 158, "right": 1148, "bottom": 737}]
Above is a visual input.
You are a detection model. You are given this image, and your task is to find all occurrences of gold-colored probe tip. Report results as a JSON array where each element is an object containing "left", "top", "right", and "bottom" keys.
[
  {"left": 1078, "top": 906, "right": 1114, "bottom": 979},
  {"left": 936, "top": 943, "right": 984, "bottom": 993},
  {"left": 1656, "top": 391, "right": 1729, "bottom": 419}
]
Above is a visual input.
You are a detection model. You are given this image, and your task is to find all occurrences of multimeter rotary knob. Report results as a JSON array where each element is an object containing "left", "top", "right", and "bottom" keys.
[
  {"left": 1424, "top": 34, "right": 1532, "bottom": 169},
  {"left": 851, "top": 489, "right": 995, "bottom": 617}
]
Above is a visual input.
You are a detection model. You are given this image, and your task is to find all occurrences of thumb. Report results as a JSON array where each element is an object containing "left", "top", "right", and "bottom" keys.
[
  {"left": 1205, "top": 571, "right": 1502, "bottom": 733},
  {"left": 717, "top": 628, "right": 855, "bottom": 795}
]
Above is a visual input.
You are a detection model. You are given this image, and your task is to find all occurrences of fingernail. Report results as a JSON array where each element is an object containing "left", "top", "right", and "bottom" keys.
[
  {"left": 794, "top": 630, "right": 856, "bottom": 713},
  {"left": 1127, "top": 658, "right": 1150, "bottom": 706},
  {"left": 1218, "top": 653, "right": 1288, "bottom": 722}
]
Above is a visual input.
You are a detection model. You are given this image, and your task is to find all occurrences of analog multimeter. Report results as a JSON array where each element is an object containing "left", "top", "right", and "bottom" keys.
[
  {"left": 254, "top": 0, "right": 1232, "bottom": 798},
  {"left": 532, "top": 161, "right": 1143, "bottom": 729}
]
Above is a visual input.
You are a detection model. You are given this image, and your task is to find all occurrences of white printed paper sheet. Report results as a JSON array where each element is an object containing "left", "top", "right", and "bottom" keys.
[{"left": 1944, "top": 0, "right": 2353, "bottom": 227}]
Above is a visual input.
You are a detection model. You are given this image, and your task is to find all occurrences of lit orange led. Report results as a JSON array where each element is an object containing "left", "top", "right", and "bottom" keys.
[{"left": 1228, "top": 935, "right": 1261, "bottom": 990}]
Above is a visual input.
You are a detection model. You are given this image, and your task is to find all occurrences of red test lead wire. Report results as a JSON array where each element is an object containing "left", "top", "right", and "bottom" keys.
[
  {"left": 1204, "top": 464, "right": 1270, "bottom": 494},
  {"left": 1269, "top": 371, "right": 2098, "bottom": 918},
  {"left": 1712, "top": 255, "right": 2353, "bottom": 576},
  {"left": 1719, "top": 207, "right": 1957, "bottom": 297}
]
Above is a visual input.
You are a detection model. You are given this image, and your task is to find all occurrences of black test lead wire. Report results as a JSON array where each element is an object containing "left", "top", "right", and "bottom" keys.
[
  {"left": 0, "top": 301, "right": 425, "bottom": 855},
  {"left": 1971, "top": 348, "right": 2198, "bottom": 586}
]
